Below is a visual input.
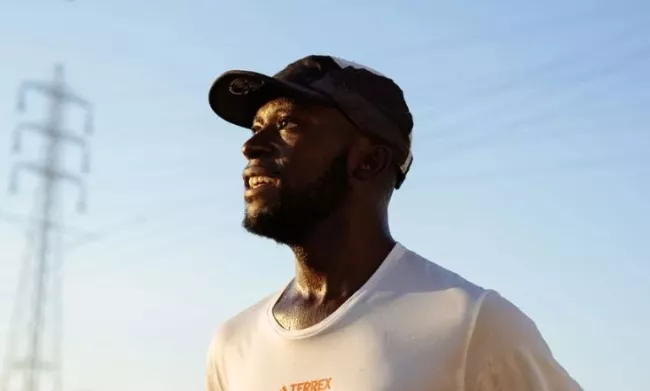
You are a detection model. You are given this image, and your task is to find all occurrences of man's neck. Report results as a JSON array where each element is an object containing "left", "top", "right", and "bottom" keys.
[{"left": 289, "top": 213, "right": 395, "bottom": 302}]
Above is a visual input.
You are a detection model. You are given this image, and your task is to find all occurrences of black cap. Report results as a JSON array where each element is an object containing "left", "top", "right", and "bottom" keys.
[{"left": 208, "top": 55, "right": 413, "bottom": 188}]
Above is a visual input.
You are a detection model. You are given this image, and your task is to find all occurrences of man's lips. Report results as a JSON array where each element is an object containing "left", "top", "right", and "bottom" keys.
[{"left": 243, "top": 166, "right": 281, "bottom": 190}]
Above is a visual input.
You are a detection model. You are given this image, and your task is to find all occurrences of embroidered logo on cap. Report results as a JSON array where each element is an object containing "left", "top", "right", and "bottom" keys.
[{"left": 229, "top": 77, "right": 265, "bottom": 95}]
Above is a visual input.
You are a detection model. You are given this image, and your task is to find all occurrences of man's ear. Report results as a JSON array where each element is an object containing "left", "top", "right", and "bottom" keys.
[{"left": 352, "top": 144, "right": 393, "bottom": 182}]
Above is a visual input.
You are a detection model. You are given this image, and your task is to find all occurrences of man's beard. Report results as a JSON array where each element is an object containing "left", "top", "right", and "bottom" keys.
[{"left": 242, "top": 150, "right": 351, "bottom": 246}]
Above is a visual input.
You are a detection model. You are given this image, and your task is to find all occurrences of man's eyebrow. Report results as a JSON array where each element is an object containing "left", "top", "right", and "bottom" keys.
[
  {"left": 251, "top": 100, "right": 307, "bottom": 127},
  {"left": 254, "top": 108, "right": 298, "bottom": 124}
]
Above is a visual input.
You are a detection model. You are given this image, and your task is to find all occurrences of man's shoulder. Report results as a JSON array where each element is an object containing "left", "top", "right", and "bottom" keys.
[
  {"left": 399, "top": 248, "right": 535, "bottom": 337},
  {"left": 396, "top": 245, "right": 487, "bottom": 301},
  {"left": 371, "top": 244, "right": 493, "bottom": 335},
  {"left": 470, "top": 289, "right": 545, "bottom": 348}
]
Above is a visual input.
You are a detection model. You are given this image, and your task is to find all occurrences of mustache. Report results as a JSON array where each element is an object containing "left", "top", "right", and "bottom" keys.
[
  {"left": 244, "top": 159, "right": 285, "bottom": 173},
  {"left": 242, "top": 161, "right": 285, "bottom": 185}
]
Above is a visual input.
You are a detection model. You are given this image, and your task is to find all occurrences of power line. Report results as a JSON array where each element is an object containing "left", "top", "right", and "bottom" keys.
[
  {"left": 0, "top": 64, "right": 94, "bottom": 391},
  {"left": 416, "top": 21, "right": 649, "bottom": 141},
  {"left": 429, "top": 43, "right": 650, "bottom": 161},
  {"left": 370, "top": 2, "right": 648, "bottom": 62}
]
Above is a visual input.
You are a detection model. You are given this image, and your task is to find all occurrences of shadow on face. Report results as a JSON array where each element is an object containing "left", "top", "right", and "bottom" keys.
[{"left": 240, "top": 97, "right": 357, "bottom": 245}]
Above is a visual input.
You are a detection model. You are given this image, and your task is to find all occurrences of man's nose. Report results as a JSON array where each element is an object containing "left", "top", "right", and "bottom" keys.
[{"left": 241, "top": 131, "right": 274, "bottom": 160}]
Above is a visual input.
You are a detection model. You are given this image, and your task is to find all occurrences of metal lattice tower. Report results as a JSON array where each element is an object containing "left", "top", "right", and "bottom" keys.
[{"left": 1, "top": 64, "right": 93, "bottom": 391}]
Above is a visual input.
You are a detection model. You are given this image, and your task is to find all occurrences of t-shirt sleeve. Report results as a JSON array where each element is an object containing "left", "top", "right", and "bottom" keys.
[
  {"left": 463, "top": 290, "right": 584, "bottom": 391},
  {"left": 206, "top": 329, "right": 226, "bottom": 391}
]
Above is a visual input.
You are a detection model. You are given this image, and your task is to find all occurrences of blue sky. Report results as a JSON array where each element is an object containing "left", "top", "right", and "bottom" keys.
[{"left": 0, "top": 0, "right": 649, "bottom": 390}]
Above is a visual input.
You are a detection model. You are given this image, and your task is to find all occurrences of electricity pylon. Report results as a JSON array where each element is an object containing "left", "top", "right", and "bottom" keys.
[{"left": 1, "top": 64, "right": 93, "bottom": 391}]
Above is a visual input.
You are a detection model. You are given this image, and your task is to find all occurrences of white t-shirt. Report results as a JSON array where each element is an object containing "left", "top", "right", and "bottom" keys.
[{"left": 206, "top": 243, "right": 583, "bottom": 391}]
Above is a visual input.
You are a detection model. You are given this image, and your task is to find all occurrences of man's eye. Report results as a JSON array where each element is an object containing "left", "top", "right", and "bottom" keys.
[{"left": 278, "top": 118, "right": 294, "bottom": 129}]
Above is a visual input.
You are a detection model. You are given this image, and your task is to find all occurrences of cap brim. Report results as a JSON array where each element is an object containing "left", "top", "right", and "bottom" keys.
[{"left": 208, "top": 70, "right": 332, "bottom": 129}]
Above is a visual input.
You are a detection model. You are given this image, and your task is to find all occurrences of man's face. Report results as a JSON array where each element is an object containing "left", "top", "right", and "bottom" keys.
[{"left": 241, "top": 98, "right": 355, "bottom": 245}]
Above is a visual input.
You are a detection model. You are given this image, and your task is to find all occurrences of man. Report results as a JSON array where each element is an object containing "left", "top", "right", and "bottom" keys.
[{"left": 206, "top": 55, "right": 583, "bottom": 391}]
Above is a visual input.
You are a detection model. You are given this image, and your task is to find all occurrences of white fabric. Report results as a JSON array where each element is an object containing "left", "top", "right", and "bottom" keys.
[
  {"left": 400, "top": 131, "right": 413, "bottom": 173},
  {"left": 329, "top": 56, "right": 387, "bottom": 77},
  {"left": 206, "top": 243, "right": 583, "bottom": 391}
]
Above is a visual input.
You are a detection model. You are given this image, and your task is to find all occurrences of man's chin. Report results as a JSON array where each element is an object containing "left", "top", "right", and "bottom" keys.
[
  {"left": 242, "top": 210, "right": 303, "bottom": 245},
  {"left": 243, "top": 210, "right": 278, "bottom": 237}
]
